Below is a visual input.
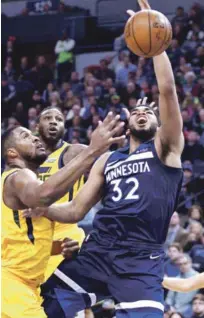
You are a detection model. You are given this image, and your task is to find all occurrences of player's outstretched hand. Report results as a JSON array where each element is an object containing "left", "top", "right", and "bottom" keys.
[
  {"left": 127, "top": 0, "right": 151, "bottom": 17},
  {"left": 22, "top": 207, "right": 48, "bottom": 218},
  {"left": 89, "top": 112, "right": 125, "bottom": 156}
]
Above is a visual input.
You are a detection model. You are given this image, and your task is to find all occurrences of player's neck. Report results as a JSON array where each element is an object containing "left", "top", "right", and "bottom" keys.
[
  {"left": 41, "top": 139, "right": 63, "bottom": 155},
  {"left": 7, "top": 158, "right": 38, "bottom": 172},
  {"left": 129, "top": 137, "right": 142, "bottom": 154}
]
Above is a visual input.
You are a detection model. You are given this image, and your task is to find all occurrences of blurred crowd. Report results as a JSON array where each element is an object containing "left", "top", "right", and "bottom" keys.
[{"left": 1, "top": 2, "right": 204, "bottom": 318}]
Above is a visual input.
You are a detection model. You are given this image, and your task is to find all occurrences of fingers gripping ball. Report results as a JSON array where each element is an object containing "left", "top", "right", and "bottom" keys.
[{"left": 124, "top": 10, "right": 172, "bottom": 57}]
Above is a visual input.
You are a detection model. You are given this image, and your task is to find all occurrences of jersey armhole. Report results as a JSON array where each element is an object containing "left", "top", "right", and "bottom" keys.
[
  {"left": 151, "top": 140, "right": 182, "bottom": 173},
  {"left": 58, "top": 146, "right": 69, "bottom": 169},
  {"left": 103, "top": 152, "right": 115, "bottom": 175},
  {"left": 2, "top": 170, "right": 20, "bottom": 207}
]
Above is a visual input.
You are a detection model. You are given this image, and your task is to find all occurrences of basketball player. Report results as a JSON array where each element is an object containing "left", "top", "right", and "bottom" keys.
[
  {"left": 25, "top": 1, "right": 184, "bottom": 317},
  {"left": 1, "top": 113, "right": 124, "bottom": 318},
  {"left": 163, "top": 273, "right": 204, "bottom": 292},
  {"left": 37, "top": 106, "right": 87, "bottom": 279}
]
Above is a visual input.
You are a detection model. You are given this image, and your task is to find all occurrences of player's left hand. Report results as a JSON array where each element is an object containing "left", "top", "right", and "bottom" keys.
[{"left": 61, "top": 237, "right": 80, "bottom": 259}]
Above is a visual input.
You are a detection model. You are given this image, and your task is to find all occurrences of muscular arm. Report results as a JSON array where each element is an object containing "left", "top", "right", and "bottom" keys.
[
  {"left": 24, "top": 153, "right": 110, "bottom": 222},
  {"left": 45, "top": 153, "right": 109, "bottom": 223},
  {"left": 5, "top": 147, "right": 98, "bottom": 208},
  {"left": 162, "top": 273, "right": 204, "bottom": 292},
  {"left": 63, "top": 144, "right": 88, "bottom": 165},
  {"left": 5, "top": 113, "right": 125, "bottom": 208}
]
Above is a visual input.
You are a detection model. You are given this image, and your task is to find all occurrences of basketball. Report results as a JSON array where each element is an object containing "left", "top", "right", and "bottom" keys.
[{"left": 124, "top": 9, "right": 172, "bottom": 57}]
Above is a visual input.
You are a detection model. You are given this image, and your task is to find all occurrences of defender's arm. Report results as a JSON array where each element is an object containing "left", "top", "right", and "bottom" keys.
[{"left": 23, "top": 153, "right": 110, "bottom": 222}]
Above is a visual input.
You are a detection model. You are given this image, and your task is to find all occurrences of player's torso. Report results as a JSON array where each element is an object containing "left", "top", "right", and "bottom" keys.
[
  {"left": 93, "top": 140, "right": 183, "bottom": 244},
  {"left": 1, "top": 169, "right": 54, "bottom": 286},
  {"left": 38, "top": 141, "right": 85, "bottom": 241}
]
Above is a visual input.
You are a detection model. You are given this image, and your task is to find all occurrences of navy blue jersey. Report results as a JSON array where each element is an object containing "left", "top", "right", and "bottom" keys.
[{"left": 93, "top": 140, "right": 183, "bottom": 244}]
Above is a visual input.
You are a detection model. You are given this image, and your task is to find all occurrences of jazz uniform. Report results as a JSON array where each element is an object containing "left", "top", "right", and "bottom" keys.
[
  {"left": 41, "top": 140, "right": 183, "bottom": 318},
  {"left": 38, "top": 140, "right": 85, "bottom": 279},
  {"left": 2, "top": 169, "right": 54, "bottom": 318}
]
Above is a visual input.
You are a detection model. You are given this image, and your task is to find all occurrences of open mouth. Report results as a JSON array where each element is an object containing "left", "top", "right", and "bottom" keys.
[
  {"left": 48, "top": 127, "right": 58, "bottom": 134},
  {"left": 136, "top": 116, "right": 148, "bottom": 125},
  {"left": 36, "top": 143, "right": 45, "bottom": 151}
]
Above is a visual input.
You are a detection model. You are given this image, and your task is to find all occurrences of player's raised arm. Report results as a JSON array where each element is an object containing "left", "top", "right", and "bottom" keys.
[
  {"left": 23, "top": 153, "right": 110, "bottom": 222},
  {"left": 162, "top": 273, "right": 204, "bottom": 292},
  {"left": 4, "top": 113, "right": 124, "bottom": 208},
  {"left": 139, "top": 0, "right": 184, "bottom": 153},
  {"left": 153, "top": 51, "right": 184, "bottom": 152}
]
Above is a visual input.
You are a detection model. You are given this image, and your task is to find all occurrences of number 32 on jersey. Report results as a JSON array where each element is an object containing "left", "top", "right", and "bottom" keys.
[{"left": 110, "top": 177, "right": 139, "bottom": 202}]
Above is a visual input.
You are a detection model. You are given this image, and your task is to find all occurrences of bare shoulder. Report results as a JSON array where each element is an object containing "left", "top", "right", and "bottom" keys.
[
  {"left": 3, "top": 168, "right": 37, "bottom": 209},
  {"left": 92, "top": 152, "right": 112, "bottom": 173},
  {"left": 155, "top": 129, "right": 184, "bottom": 168},
  {"left": 63, "top": 144, "right": 88, "bottom": 165},
  {"left": 10, "top": 168, "right": 37, "bottom": 186}
]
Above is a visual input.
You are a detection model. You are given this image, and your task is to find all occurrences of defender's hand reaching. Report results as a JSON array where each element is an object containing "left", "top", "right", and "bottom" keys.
[{"left": 89, "top": 112, "right": 125, "bottom": 156}]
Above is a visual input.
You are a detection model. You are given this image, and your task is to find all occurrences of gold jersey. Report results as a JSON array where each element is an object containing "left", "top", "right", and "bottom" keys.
[
  {"left": 38, "top": 141, "right": 85, "bottom": 241},
  {"left": 1, "top": 169, "right": 54, "bottom": 287}
]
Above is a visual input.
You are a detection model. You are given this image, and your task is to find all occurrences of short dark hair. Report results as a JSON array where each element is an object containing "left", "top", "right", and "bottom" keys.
[
  {"left": 37, "top": 106, "right": 64, "bottom": 122},
  {"left": 1, "top": 127, "right": 18, "bottom": 160},
  {"left": 192, "top": 294, "right": 204, "bottom": 304}
]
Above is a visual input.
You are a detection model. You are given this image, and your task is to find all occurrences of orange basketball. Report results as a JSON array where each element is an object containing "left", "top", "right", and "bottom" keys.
[{"left": 124, "top": 10, "right": 172, "bottom": 58}]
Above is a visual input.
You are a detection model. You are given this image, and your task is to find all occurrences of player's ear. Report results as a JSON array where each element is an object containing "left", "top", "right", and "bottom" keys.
[{"left": 7, "top": 148, "right": 18, "bottom": 159}]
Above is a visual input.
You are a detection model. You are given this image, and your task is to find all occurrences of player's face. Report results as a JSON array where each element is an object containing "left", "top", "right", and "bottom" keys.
[
  {"left": 14, "top": 127, "right": 47, "bottom": 165},
  {"left": 128, "top": 106, "right": 158, "bottom": 141},
  {"left": 38, "top": 109, "right": 65, "bottom": 144}
]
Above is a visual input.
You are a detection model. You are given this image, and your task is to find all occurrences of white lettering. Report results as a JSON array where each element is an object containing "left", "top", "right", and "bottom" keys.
[{"left": 106, "top": 160, "right": 151, "bottom": 182}]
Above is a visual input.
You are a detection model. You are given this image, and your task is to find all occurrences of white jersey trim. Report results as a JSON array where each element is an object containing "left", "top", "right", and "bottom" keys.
[
  {"left": 54, "top": 268, "right": 97, "bottom": 306},
  {"left": 115, "top": 300, "right": 164, "bottom": 312}
]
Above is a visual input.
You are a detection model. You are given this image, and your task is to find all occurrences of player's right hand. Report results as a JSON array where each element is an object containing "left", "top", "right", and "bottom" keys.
[
  {"left": 89, "top": 112, "right": 126, "bottom": 156},
  {"left": 22, "top": 207, "right": 48, "bottom": 218}
]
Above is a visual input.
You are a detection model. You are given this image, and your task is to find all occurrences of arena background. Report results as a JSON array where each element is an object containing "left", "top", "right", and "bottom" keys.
[{"left": 1, "top": 0, "right": 204, "bottom": 317}]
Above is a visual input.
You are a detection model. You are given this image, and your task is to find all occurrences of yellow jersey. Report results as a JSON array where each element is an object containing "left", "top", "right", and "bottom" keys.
[
  {"left": 38, "top": 141, "right": 85, "bottom": 241},
  {"left": 1, "top": 169, "right": 54, "bottom": 287}
]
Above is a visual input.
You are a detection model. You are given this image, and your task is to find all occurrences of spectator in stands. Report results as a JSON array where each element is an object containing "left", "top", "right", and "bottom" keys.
[
  {"left": 7, "top": 117, "right": 19, "bottom": 130},
  {"left": 165, "top": 254, "right": 199, "bottom": 316},
  {"left": 116, "top": 55, "right": 137, "bottom": 86},
  {"left": 185, "top": 205, "right": 204, "bottom": 229},
  {"left": 171, "top": 6, "right": 188, "bottom": 29},
  {"left": 164, "top": 243, "right": 182, "bottom": 277},
  {"left": 49, "top": 91, "right": 62, "bottom": 108},
  {"left": 70, "top": 71, "right": 83, "bottom": 95},
  {"left": 167, "top": 39, "right": 182, "bottom": 68},
  {"left": 18, "top": 56, "right": 29, "bottom": 79},
  {"left": 42, "top": 82, "right": 55, "bottom": 104},
  {"left": 173, "top": 24, "right": 186, "bottom": 46},
  {"left": 94, "top": 59, "right": 115, "bottom": 81},
  {"left": 13, "top": 102, "right": 28, "bottom": 127},
  {"left": 31, "top": 90, "right": 44, "bottom": 108},
  {"left": 3, "top": 57, "right": 16, "bottom": 84},
  {"left": 1, "top": 75, "right": 16, "bottom": 118},
  {"left": 60, "top": 82, "right": 71, "bottom": 101},
  {"left": 121, "top": 81, "right": 140, "bottom": 105},
  {"left": 191, "top": 294, "right": 204, "bottom": 318},
  {"left": 184, "top": 221, "right": 203, "bottom": 253},
  {"left": 55, "top": 30, "right": 75, "bottom": 85},
  {"left": 31, "top": 55, "right": 53, "bottom": 93},
  {"left": 182, "top": 131, "right": 204, "bottom": 163},
  {"left": 164, "top": 212, "right": 188, "bottom": 250}
]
